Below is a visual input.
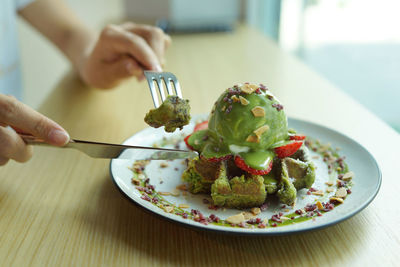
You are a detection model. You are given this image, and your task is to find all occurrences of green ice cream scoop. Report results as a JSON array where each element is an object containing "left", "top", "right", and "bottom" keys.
[{"left": 208, "top": 84, "right": 288, "bottom": 150}]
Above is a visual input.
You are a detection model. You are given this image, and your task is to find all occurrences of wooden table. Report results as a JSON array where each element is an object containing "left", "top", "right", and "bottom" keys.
[{"left": 1, "top": 25, "right": 399, "bottom": 266}]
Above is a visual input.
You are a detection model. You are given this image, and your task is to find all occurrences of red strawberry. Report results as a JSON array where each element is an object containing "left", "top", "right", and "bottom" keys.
[
  {"left": 184, "top": 134, "right": 194, "bottom": 150},
  {"left": 194, "top": 120, "right": 208, "bottom": 132},
  {"left": 200, "top": 154, "right": 232, "bottom": 162},
  {"left": 289, "top": 134, "right": 306, "bottom": 141},
  {"left": 234, "top": 156, "right": 273, "bottom": 175},
  {"left": 274, "top": 141, "right": 303, "bottom": 158}
]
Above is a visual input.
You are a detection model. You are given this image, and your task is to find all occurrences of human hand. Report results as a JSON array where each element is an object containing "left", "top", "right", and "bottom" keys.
[
  {"left": 0, "top": 94, "right": 70, "bottom": 166},
  {"left": 80, "top": 23, "right": 171, "bottom": 89}
]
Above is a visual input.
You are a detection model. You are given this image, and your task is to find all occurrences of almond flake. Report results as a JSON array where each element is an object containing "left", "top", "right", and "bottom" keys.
[
  {"left": 330, "top": 197, "right": 344, "bottom": 204},
  {"left": 239, "top": 96, "right": 249, "bottom": 105},
  {"left": 160, "top": 162, "right": 169, "bottom": 168},
  {"left": 226, "top": 213, "right": 246, "bottom": 224},
  {"left": 164, "top": 206, "right": 174, "bottom": 213},
  {"left": 171, "top": 189, "right": 180, "bottom": 196},
  {"left": 251, "top": 207, "right": 261, "bottom": 215},
  {"left": 243, "top": 211, "right": 256, "bottom": 220},
  {"left": 131, "top": 178, "right": 140, "bottom": 185},
  {"left": 254, "top": 125, "right": 270, "bottom": 137},
  {"left": 316, "top": 201, "right": 324, "bottom": 210},
  {"left": 246, "top": 134, "right": 259, "bottom": 143},
  {"left": 326, "top": 187, "right": 335, "bottom": 193},
  {"left": 342, "top": 171, "right": 354, "bottom": 181},
  {"left": 176, "top": 184, "right": 188, "bottom": 191},
  {"left": 325, "top": 181, "right": 334, "bottom": 186},
  {"left": 178, "top": 204, "right": 189, "bottom": 209},
  {"left": 335, "top": 187, "right": 347, "bottom": 198},
  {"left": 159, "top": 191, "right": 171, "bottom": 196},
  {"left": 312, "top": 190, "right": 324, "bottom": 196},
  {"left": 251, "top": 106, "right": 265, "bottom": 117},
  {"left": 231, "top": 95, "right": 240, "bottom": 102},
  {"left": 240, "top": 83, "right": 258, "bottom": 94},
  {"left": 280, "top": 216, "right": 290, "bottom": 221}
]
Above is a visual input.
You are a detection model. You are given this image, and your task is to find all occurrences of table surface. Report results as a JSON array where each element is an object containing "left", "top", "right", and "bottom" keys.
[{"left": 1, "top": 25, "right": 399, "bottom": 266}]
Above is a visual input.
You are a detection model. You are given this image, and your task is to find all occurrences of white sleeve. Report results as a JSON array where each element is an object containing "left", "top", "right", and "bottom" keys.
[{"left": 15, "top": 0, "right": 35, "bottom": 10}]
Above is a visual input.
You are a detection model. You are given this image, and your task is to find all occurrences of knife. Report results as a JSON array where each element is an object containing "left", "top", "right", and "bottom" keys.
[{"left": 20, "top": 134, "right": 197, "bottom": 160}]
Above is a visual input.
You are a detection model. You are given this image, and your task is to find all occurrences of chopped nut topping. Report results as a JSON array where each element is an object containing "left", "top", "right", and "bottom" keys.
[
  {"left": 171, "top": 189, "right": 180, "bottom": 196},
  {"left": 335, "top": 187, "right": 348, "bottom": 198},
  {"left": 251, "top": 207, "right": 261, "bottom": 215},
  {"left": 330, "top": 197, "right": 344, "bottom": 203},
  {"left": 178, "top": 204, "right": 189, "bottom": 209},
  {"left": 240, "top": 83, "right": 258, "bottom": 94},
  {"left": 176, "top": 184, "right": 188, "bottom": 191},
  {"left": 160, "top": 162, "right": 169, "bottom": 168},
  {"left": 254, "top": 125, "right": 270, "bottom": 137},
  {"left": 312, "top": 155, "right": 320, "bottom": 159},
  {"left": 342, "top": 171, "right": 354, "bottom": 181},
  {"left": 246, "top": 134, "right": 259, "bottom": 143},
  {"left": 231, "top": 95, "right": 240, "bottom": 102},
  {"left": 312, "top": 190, "right": 324, "bottom": 196},
  {"left": 239, "top": 96, "right": 249, "bottom": 105},
  {"left": 164, "top": 206, "right": 174, "bottom": 213},
  {"left": 325, "top": 181, "right": 334, "bottom": 186},
  {"left": 280, "top": 216, "right": 290, "bottom": 221},
  {"left": 159, "top": 192, "right": 171, "bottom": 196},
  {"left": 221, "top": 105, "right": 226, "bottom": 112},
  {"left": 131, "top": 178, "right": 140, "bottom": 185},
  {"left": 326, "top": 187, "right": 335, "bottom": 193},
  {"left": 251, "top": 106, "right": 265, "bottom": 117},
  {"left": 243, "top": 211, "right": 256, "bottom": 220},
  {"left": 316, "top": 201, "right": 324, "bottom": 210},
  {"left": 226, "top": 213, "right": 246, "bottom": 224}
]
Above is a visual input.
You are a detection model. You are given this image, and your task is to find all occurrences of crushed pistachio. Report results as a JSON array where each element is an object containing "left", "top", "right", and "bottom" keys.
[
  {"left": 326, "top": 187, "right": 335, "bottom": 193},
  {"left": 239, "top": 96, "right": 249, "bottom": 105},
  {"left": 251, "top": 106, "right": 265, "bottom": 117},
  {"left": 171, "top": 189, "right": 180, "bottom": 196},
  {"left": 325, "top": 181, "right": 334, "bottom": 186},
  {"left": 178, "top": 204, "right": 190, "bottom": 209}
]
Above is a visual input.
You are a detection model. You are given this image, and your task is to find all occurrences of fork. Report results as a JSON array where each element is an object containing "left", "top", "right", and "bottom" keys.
[{"left": 144, "top": 71, "right": 183, "bottom": 108}]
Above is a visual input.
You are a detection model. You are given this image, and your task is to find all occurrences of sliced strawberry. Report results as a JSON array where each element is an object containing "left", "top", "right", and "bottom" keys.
[
  {"left": 234, "top": 156, "right": 273, "bottom": 175},
  {"left": 184, "top": 134, "right": 194, "bottom": 150},
  {"left": 200, "top": 154, "right": 232, "bottom": 162},
  {"left": 194, "top": 120, "right": 208, "bottom": 132},
  {"left": 274, "top": 141, "right": 303, "bottom": 158},
  {"left": 289, "top": 134, "right": 306, "bottom": 141}
]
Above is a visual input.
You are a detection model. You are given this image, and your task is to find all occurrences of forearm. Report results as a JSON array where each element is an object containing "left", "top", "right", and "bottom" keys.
[{"left": 19, "top": 0, "right": 96, "bottom": 74}]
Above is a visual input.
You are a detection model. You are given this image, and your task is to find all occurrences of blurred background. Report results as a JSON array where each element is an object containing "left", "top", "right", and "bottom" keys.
[{"left": 18, "top": 0, "right": 399, "bottom": 132}]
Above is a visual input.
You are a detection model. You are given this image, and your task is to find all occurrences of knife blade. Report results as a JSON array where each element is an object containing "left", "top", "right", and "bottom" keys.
[{"left": 20, "top": 134, "right": 197, "bottom": 160}]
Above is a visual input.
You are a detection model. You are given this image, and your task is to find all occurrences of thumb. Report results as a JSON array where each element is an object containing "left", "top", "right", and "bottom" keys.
[{"left": 0, "top": 94, "right": 70, "bottom": 146}]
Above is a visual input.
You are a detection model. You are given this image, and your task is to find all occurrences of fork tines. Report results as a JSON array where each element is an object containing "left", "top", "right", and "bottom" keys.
[{"left": 144, "top": 71, "right": 182, "bottom": 108}]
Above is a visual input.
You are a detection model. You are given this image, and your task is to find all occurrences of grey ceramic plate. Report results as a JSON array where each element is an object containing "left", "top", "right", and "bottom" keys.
[{"left": 110, "top": 116, "right": 381, "bottom": 235}]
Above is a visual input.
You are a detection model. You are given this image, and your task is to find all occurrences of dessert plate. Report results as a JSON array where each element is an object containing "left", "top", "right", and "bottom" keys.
[{"left": 110, "top": 116, "right": 381, "bottom": 235}]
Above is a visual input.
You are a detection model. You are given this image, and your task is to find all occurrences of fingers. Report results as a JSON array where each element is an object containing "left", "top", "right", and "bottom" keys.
[
  {"left": 0, "top": 95, "right": 69, "bottom": 146},
  {"left": 0, "top": 126, "right": 33, "bottom": 163},
  {"left": 121, "top": 23, "right": 171, "bottom": 65},
  {"left": 97, "top": 56, "right": 143, "bottom": 88},
  {"left": 100, "top": 25, "right": 162, "bottom": 72}
]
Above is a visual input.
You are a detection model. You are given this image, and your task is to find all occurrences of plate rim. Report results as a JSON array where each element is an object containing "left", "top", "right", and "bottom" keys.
[{"left": 109, "top": 117, "right": 382, "bottom": 236}]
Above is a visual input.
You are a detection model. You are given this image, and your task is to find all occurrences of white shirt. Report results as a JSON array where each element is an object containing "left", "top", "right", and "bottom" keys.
[{"left": 0, "top": 0, "right": 34, "bottom": 100}]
